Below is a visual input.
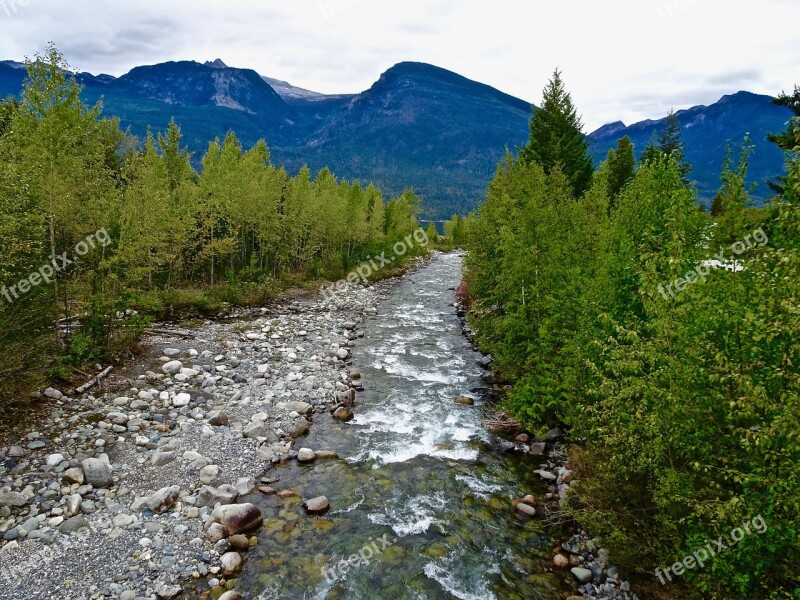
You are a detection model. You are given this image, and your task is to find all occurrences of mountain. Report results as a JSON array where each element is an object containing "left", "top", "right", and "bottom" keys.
[
  {"left": 0, "top": 58, "right": 793, "bottom": 216},
  {"left": 588, "top": 91, "right": 793, "bottom": 203},
  {"left": 277, "top": 62, "right": 533, "bottom": 215}
]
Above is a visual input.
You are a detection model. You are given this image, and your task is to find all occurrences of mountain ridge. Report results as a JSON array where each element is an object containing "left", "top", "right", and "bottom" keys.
[{"left": 0, "top": 58, "right": 791, "bottom": 216}]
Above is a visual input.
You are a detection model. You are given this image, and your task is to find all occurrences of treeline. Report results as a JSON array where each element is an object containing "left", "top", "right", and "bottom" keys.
[
  {"left": 0, "top": 46, "right": 426, "bottom": 395},
  {"left": 465, "top": 71, "right": 800, "bottom": 598}
]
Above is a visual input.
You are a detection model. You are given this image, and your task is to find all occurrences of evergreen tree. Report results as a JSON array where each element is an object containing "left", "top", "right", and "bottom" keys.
[
  {"left": 520, "top": 69, "right": 594, "bottom": 196},
  {"left": 767, "top": 85, "right": 800, "bottom": 198},
  {"left": 605, "top": 135, "right": 636, "bottom": 203},
  {"left": 659, "top": 110, "right": 691, "bottom": 180}
]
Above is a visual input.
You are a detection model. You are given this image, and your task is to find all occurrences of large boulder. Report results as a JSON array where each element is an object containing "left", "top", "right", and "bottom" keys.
[
  {"left": 81, "top": 457, "right": 113, "bottom": 488},
  {"left": 213, "top": 503, "right": 263, "bottom": 535}
]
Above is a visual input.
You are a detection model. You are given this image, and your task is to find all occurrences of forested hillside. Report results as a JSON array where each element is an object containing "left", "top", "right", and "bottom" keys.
[
  {"left": 465, "top": 72, "right": 800, "bottom": 598},
  {"left": 0, "top": 47, "right": 427, "bottom": 399}
]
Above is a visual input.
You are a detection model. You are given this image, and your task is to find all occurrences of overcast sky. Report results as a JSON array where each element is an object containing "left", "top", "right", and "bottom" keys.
[{"left": 1, "top": 0, "right": 797, "bottom": 130}]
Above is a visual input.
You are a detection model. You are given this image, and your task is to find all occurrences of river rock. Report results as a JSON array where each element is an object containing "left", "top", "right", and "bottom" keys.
[
  {"left": 197, "top": 486, "right": 236, "bottom": 507},
  {"left": 571, "top": 567, "right": 593, "bottom": 584},
  {"left": 277, "top": 401, "right": 313, "bottom": 415},
  {"left": 172, "top": 393, "right": 191, "bottom": 407},
  {"left": 61, "top": 467, "right": 84, "bottom": 485},
  {"left": 60, "top": 515, "right": 90, "bottom": 534},
  {"left": 81, "top": 457, "right": 113, "bottom": 487},
  {"left": 208, "top": 411, "right": 230, "bottom": 426},
  {"left": 219, "top": 592, "right": 246, "bottom": 600},
  {"left": 516, "top": 502, "right": 536, "bottom": 517},
  {"left": 303, "top": 496, "right": 330, "bottom": 515},
  {"left": 161, "top": 360, "right": 183, "bottom": 375},
  {"left": 454, "top": 396, "right": 475, "bottom": 406},
  {"left": 147, "top": 486, "right": 180, "bottom": 513},
  {"left": 220, "top": 552, "right": 243, "bottom": 576},
  {"left": 206, "top": 522, "right": 228, "bottom": 543},
  {"left": 228, "top": 534, "right": 250, "bottom": 550},
  {"left": 156, "top": 584, "right": 183, "bottom": 599},
  {"left": 297, "top": 448, "right": 316, "bottom": 463},
  {"left": 65, "top": 493, "right": 82, "bottom": 517},
  {"left": 553, "top": 554, "right": 570, "bottom": 568},
  {"left": 334, "top": 389, "right": 356, "bottom": 406},
  {"left": 0, "top": 492, "right": 27, "bottom": 507},
  {"left": 45, "top": 453, "right": 65, "bottom": 466},
  {"left": 213, "top": 503, "right": 263, "bottom": 535},
  {"left": 333, "top": 407, "right": 354, "bottom": 422},
  {"left": 199, "top": 465, "right": 221, "bottom": 484},
  {"left": 44, "top": 387, "right": 63, "bottom": 400},
  {"left": 289, "top": 418, "right": 311, "bottom": 438},
  {"left": 152, "top": 450, "right": 178, "bottom": 467}
]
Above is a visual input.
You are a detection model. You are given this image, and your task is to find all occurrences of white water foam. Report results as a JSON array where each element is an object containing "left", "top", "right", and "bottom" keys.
[
  {"left": 368, "top": 493, "right": 449, "bottom": 537},
  {"left": 423, "top": 561, "right": 497, "bottom": 600},
  {"left": 455, "top": 475, "right": 505, "bottom": 500}
]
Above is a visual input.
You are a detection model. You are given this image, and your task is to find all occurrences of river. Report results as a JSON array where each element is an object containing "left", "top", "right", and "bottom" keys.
[{"left": 235, "top": 252, "right": 573, "bottom": 599}]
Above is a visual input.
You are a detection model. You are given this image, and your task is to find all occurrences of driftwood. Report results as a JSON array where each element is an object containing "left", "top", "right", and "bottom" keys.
[
  {"left": 483, "top": 408, "right": 522, "bottom": 434},
  {"left": 74, "top": 366, "right": 113, "bottom": 395}
]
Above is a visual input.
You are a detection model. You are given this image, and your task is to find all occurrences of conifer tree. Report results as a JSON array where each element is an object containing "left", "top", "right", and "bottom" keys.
[
  {"left": 520, "top": 70, "right": 594, "bottom": 196},
  {"left": 605, "top": 135, "right": 636, "bottom": 204}
]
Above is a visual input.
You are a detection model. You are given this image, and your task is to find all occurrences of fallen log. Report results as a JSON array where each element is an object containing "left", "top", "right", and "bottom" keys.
[{"left": 74, "top": 366, "right": 113, "bottom": 395}]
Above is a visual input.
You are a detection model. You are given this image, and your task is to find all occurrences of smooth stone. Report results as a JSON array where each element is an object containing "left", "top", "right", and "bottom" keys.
[
  {"left": 81, "top": 457, "right": 113, "bottom": 488},
  {"left": 571, "top": 567, "right": 593, "bottom": 584},
  {"left": 161, "top": 361, "right": 183, "bottom": 375},
  {"left": 213, "top": 503, "right": 263, "bottom": 535},
  {"left": 220, "top": 552, "right": 243, "bottom": 576},
  {"left": 303, "top": 496, "right": 330, "bottom": 515},
  {"left": 297, "top": 448, "right": 316, "bottom": 463},
  {"left": 147, "top": 486, "right": 181, "bottom": 513},
  {"left": 60, "top": 515, "right": 90, "bottom": 534}
]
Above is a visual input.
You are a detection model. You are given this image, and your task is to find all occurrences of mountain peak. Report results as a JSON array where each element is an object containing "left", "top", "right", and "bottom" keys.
[{"left": 205, "top": 59, "right": 229, "bottom": 69}]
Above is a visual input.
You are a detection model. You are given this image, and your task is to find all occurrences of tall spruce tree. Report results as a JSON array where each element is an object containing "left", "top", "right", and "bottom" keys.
[
  {"left": 605, "top": 135, "right": 636, "bottom": 204},
  {"left": 767, "top": 85, "right": 800, "bottom": 198},
  {"left": 659, "top": 110, "right": 691, "bottom": 180},
  {"left": 520, "top": 70, "right": 594, "bottom": 196}
]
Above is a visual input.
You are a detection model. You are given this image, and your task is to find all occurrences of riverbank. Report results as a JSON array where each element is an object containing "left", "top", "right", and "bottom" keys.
[{"left": 0, "top": 251, "right": 421, "bottom": 598}]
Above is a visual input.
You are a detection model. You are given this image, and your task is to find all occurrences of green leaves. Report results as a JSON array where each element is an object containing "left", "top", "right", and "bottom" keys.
[{"left": 466, "top": 116, "right": 800, "bottom": 598}]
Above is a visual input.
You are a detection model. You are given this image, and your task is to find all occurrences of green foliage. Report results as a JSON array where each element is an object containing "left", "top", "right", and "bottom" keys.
[
  {"left": 466, "top": 105, "right": 800, "bottom": 597},
  {"left": 767, "top": 85, "right": 800, "bottom": 199},
  {"left": 0, "top": 46, "right": 424, "bottom": 396},
  {"left": 641, "top": 111, "right": 692, "bottom": 182},
  {"left": 520, "top": 69, "right": 594, "bottom": 196},
  {"left": 605, "top": 135, "right": 636, "bottom": 204}
]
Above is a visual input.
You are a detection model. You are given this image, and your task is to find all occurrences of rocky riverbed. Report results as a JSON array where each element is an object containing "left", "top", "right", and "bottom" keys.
[
  {"left": 0, "top": 269, "right": 390, "bottom": 599},
  {"left": 0, "top": 252, "right": 639, "bottom": 600}
]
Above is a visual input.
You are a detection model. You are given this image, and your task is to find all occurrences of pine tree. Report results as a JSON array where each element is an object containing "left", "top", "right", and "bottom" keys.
[
  {"left": 767, "top": 85, "right": 800, "bottom": 198},
  {"left": 659, "top": 111, "right": 691, "bottom": 180},
  {"left": 605, "top": 136, "right": 636, "bottom": 204},
  {"left": 520, "top": 69, "right": 594, "bottom": 196}
]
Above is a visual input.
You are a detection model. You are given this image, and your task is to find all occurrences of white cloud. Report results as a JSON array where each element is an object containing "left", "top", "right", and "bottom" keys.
[{"left": 1, "top": 0, "right": 797, "bottom": 130}]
